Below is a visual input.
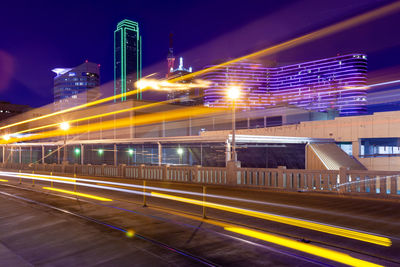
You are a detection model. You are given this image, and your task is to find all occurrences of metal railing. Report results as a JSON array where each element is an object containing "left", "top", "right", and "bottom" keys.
[{"left": 1, "top": 162, "right": 399, "bottom": 197}]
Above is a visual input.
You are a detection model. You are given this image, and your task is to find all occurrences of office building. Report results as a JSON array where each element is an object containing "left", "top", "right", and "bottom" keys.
[
  {"left": 201, "top": 54, "right": 368, "bottom": 116},
  {"left": 114, "top": 19, "right": 142, "bottom": 101},
  {"left": 52, "top": 61, "right": 100, "bottom": 111}
]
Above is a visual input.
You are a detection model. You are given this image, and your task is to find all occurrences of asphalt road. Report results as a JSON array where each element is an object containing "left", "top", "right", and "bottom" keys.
[{"left": 0, "top": 170, "right": 399, "bottom": 266}]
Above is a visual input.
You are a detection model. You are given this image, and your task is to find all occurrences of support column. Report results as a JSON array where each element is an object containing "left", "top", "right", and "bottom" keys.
[
  {"left": 200, "top": 143, "right": 203, "bottom": 166},
  {"left": 57, "top": 146, "right": 60, "bottom": 164},
  {"left": 19, "top": 146, "right": 22, "bottom": 164},
  {"left": 114, "top": 144, "right": 117, "bottom": 166},
  {"left": 225, "top": 140, "right": 231, "bottom": 166},
  {"left": 81, "top": 144, "right": 84, "bottom": 165},
  {"left": 30, "top": 146, "right": 32, "bottom": 164},
  {"left": 42, "top": 145, "right": 45, "bottom": 164},
  {"left": 2, "top": 145, "right": 5, "bottom": 164},
  {"left": 142, "top": 144, "right": 144, "bottom": 164},
  {"left": 352, "top": 140, "right": 360, "bottom": 158},
  {"left": 158, "top": 142, "right": 162, "bottom": 166}
]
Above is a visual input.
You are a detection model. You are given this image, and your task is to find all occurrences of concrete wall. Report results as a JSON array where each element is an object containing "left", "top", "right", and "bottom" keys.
[{"left": 201, "top": 111, "right": 400, "bottom": 171}]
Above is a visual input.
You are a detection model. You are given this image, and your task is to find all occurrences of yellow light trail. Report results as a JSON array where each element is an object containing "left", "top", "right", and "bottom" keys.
[
  {"left": 0, "top": 179, "right": 8, "bottom": 182},
  {"left": 226, "top": 227, "right": 382, "bottom": 267},
  {"left": 0, "top": 88, "right": 141, "bottom": 131},
  {"left": 151, "top": 192, "right": 391, "bottom": 247},
  {"left": 169, "top": 1, "right": 400, "bottom": 84},
  {"left": 147, "top": 203, "right": 382, "bottom": 266},
  {"left": 1, "top": 2, "right": 398, "bottom": 135},
  {"left": 12, "top": 99, "right": 175, "bottom": 136},
  {"left": 18, "top": 174, "right": 75, "bottom": 182},
  {"left": 43, "top": 187, "right": 112, "bottom": 201},
  {"left": 1, "top": 106, "right": 224, "bottom": 144}
]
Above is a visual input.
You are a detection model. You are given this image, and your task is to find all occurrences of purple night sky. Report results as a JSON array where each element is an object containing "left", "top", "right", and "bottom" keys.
[{"left": 0, "top": 0, "right": 399, "bottom": 107}]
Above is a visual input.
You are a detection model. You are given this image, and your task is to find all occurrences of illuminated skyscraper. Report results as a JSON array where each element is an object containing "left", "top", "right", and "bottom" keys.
[
  {"left": 201, "top": 54, "right": 367, "bottom": 116},
  {"left": 52, "top": 61, "right": 100, "bottom": 111},
  {"left": 114, "top": 19, "right": 142, "bottom": 101}
]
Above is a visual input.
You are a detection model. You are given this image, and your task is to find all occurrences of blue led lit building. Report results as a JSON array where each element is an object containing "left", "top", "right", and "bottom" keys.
[
  {"left": 52, "top": 61, "right": 100, "bottom": 111},
  {"left": 201, "top": 54, "right": 368, "bottom": 116},
  {"left": 114, "top": 19, "right": 142, "bottom": 101}
]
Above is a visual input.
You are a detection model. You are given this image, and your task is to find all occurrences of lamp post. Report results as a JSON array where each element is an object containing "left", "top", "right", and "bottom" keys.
[
  {"left": 227, "top": 86, "right": 240, "bottom": 163},
  {"left": 60, "top": 122, "right": 70, "bottom": 165},
  {"left": 177, "top": 147, "right": 183, "bottom": 165}
]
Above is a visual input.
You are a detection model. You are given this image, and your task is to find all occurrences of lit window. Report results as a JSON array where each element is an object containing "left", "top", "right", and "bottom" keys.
[{"left": 68, "top": 72, "right": 76, "bottom": 76}]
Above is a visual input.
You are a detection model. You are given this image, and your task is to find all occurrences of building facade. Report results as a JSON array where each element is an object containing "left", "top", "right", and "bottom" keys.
[
  {"left": 201, "top": 54, "right": 368, "bottom": 116},
  {"left": 52, "top": 61, "right": 100, "bottom": 111},
  {"left": 114, "top": 19, "right": 142, "bottom": 101}
]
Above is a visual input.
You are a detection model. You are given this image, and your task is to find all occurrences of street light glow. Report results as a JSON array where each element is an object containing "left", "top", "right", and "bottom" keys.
[
  {"left": 98, "top": 149, "right": 104, "bottom": 155},
  {"left": 3, "top": 135, "right": 10, "bottom": 141},
  {"left": 60, "top": 122, "right": 70, "bottom": 131},
  {"left": 227, "top": 86, "right": 240, "bottom": 100},
  {"left": 74, "top": 148, "right": 80, "bottom": 154},
  {"left": 177, "top": 148, "right": 184, "bottom": 155},
  {"left": 128, "top": 149, "right": 134, "bottom": 155}
]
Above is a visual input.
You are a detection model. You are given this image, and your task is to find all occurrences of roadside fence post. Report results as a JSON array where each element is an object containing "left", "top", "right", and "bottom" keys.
[
  {"left": 202, "top": 185, "right": 207, "bottom": 219},
  {"left": 143, "top": 180, "right": 147, "bottom": 207}
]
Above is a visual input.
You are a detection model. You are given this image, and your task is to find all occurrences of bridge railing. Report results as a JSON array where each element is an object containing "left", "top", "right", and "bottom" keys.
[{"left": 0, "top": 162, "right": 399, "bottom": 197}]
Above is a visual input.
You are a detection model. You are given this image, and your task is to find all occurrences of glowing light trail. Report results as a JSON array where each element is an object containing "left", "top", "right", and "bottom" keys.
[
  {"left": 151, "top": 192, "right": 391, "bottom": 247},
  {"left": 0, "top": 88, "right": 140, "bottom": 132},
  {"left": 169, "top": 1, "right": 400, "bottom": 84},
  {"left": 1, "top": 106, "right": 224, "bottom": 144},
  {"left": 11, "top": 99, "right": 176, "bottom": 136},
  {"left": 2, "top": 171, "right": 384, "bottom": 266},
  {"left": 225, "top": 227, "right": 382, "bottom": 267},
  {"left": 136, "top": 79, "right": 210, "bottom": 91},
  {"left": 18, "top": 174, "right": 75, "bottom": 182},
  {"left": 0, "top": 179, "right": 8, "bottom": 182},
  {"left": 0, "top": 171, "right": 392, "bottom": 247},
  {"left": 42, "top": 187, "right": 112, "bottom": 201}
]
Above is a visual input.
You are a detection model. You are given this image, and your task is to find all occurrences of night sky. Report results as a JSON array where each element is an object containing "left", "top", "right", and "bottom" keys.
[{"left": 0, "top": 0, "right": 399, "bottom": 107}]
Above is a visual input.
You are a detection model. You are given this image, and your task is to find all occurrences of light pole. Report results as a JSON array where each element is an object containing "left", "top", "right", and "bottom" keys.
[
  {"left": 227, "top": 86, "right": 240, "bottom": 163},
  {"left": 177, "top": 147, "right": 183, "bottom": 165},
  {"left": 60, "top": 122, "right": 70, "bottom": 165}
]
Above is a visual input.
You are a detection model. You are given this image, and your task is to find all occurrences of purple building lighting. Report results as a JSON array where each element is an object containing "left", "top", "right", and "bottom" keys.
[{"left": 202, "top": 54, "right": 367, "bottom": 116}]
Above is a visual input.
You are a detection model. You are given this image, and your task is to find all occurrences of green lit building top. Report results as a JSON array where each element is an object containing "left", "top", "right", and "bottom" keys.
[{"left": 114, "top": 19, "right": 142, "bottom": 101}]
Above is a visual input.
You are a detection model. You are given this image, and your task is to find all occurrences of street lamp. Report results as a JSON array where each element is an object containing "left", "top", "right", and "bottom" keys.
[
  {"left": 60, "top": 122, "right": 70, "bottom": 165},
  {"left": 128, "top": 148, "right": 134, "bottom": 165},
  {"left": 227, "top": 86, "right": 240, "bottom": 164},
  {"left": 177, "top": 147, "right": 183, "bottom": 165}
]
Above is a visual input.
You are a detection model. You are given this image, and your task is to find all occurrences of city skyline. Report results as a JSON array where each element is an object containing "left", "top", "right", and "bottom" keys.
[{"left": 0, "top": 0, "right": 399, "bottom": 107}]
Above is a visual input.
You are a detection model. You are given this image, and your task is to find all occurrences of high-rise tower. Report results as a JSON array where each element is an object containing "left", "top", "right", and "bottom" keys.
[
  {"left": 166, "top": 33, "right": 175, "bottom": 78},
  {"left": 53, "top": 61, "right": 100, "bottom": 111},
  {"left": 114, "top": 19, "right": 142, "bottom": 101}
]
